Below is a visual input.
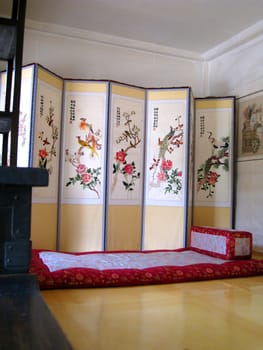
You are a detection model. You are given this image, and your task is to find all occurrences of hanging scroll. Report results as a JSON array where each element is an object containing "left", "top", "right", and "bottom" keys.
[{"left": 237, "top": 91, "right": 263, "bottom": 160}]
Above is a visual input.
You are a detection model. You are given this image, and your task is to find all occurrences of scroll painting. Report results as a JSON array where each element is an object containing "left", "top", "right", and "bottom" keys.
[{"left": 237, "top": 90, "right": 263, "bottom": 160}]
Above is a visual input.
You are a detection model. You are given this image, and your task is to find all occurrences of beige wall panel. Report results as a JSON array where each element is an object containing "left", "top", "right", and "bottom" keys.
[
  {"left": 60, "top": 204, "right": 103, "bottom": 252},
  {"left": 193, "top": 206, "right": 230, "bottom": 228},
  {"left": 106, "top": 205, "right": 142, "bottom": 251},
  {"left": 31, "top": 203, "right": 57, "bottom": 250},
  {"left": 143, "top": 207, "right": 184, "bottom": 250}
]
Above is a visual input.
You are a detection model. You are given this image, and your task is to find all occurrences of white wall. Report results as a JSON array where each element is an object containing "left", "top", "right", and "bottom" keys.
[
  {"left": 208, "top": 36, "right": 263, "bottom": 252},
  {"left": 206, "top": 37, "right": 263, "bottom": 97},
  {"left": 23, "top": 23, "right": 204, "bottom": 96}
]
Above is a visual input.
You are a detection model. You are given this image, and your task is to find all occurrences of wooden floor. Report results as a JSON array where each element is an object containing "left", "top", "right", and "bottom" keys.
[{"left": 42, "top": 273, "right": 263, "bottom": 350}]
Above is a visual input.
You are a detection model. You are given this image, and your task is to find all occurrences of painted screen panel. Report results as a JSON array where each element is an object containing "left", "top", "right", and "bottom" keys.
[
  {"left": 29, "top": 66, "right": 63, "bottom": 250},
  {"left": 61, "top": 81, "right": 108, "bottom": 204},
  {"left": 145, "top": 89, "right": 188, "bottom": 206},
  {"left": 32, "top": 66, "right": 63, "bottom": 203},
  {"left": 59, "top": 81, "right": 108, "bottom": 251},
  {"left": 108, "top": 83, "right": 145, "bottom": 205},
  {"left": 0, "top": 65, "right": 34, "bottom": 166},
  {"left": 106, "top": 83, "right": 145, "bottom": 250},
  {"left": 143, "top": 88, "right": 190, "bottom": 250},
  {"left": 193, "top": 97, "right": 235, "bottom": 228}
]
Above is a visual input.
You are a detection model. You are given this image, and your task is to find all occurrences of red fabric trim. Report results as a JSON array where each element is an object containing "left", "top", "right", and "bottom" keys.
[
  {"left": 190, "top": 226, "right": 252, "bottom": 260},
  {"left": 29, "top": 249, "right": 263, "bottom": 290}
]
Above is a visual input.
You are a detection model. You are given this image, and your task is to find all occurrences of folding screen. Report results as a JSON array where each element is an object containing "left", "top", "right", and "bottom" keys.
[
  {"left": 193, "top": 97, "right": 235, "bottom": 228},
  {"left": 1, "top": 63, "right": 236, "bottom": 252},
  {"left": 106, "top": 82, "right": 145, "bottom": 250},
  {"left": 143, "top": 88, "right": 193, "bottom": 249},
  {"left": 31, "top": 65, "right": 63, "bottom": 249},
  {"left": 60, "top": 80, "right": 108, "bottom": 251}
]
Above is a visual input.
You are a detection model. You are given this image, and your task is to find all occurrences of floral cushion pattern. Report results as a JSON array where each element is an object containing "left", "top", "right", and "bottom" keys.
[
  {"left": 190, "top": 226, "right": 252, "bottom": 260},
  {"left": 29, "top": 248, "right": 263, "bottom": 290}
]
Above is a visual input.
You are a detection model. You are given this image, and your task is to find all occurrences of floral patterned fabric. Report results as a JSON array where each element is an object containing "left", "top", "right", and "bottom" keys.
[
  {"left": 29, "top": 248, "right": 263, "bottom": 290},
  {"left": 190, "top": 226, "right": 252, "bottom": 260}
]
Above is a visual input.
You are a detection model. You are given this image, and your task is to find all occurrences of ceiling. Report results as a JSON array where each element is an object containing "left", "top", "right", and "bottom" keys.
[{"left": 2, "top": 0, "right": 263, "bottom": 55}]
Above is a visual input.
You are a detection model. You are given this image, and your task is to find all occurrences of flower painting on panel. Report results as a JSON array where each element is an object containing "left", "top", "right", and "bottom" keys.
[
  {"left": 37, "top": 100, "right": 59, "bottom": 175},
  {"left": 109, "top": 91, "right": 145, "bottom": 204},
  {"left": 194, "top": 108, "right": 231, "bottom": 204},
  {"left": 33, "top": 70, "right": 63, "bottom": 203},
  {"left": 146, "top": 99, "right": 186, "bottom": 204},
  {"left": 196, "top": 132, "right": 229, "bottom": 198},
  {"left": 65, "top": 117, "right": 102, "bottom": 198},
  {"left": 149, "top": 116, "right": 184, "bottom": 197},
  {"left": 62, "top": 88, "right": 107, "bottom": 202},
  {"left": 111, "top": 111, "right": 141, "bottom": 194}
]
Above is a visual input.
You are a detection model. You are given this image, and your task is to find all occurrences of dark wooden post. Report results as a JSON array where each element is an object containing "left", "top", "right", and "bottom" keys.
[{"left": 0, "top": 167, "right": 49, "bottom": 273}]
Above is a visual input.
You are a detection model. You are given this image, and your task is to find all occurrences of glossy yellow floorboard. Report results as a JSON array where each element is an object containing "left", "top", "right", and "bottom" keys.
[{"left": 42, "top": 274, "right": 263, "bottom": 350}]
